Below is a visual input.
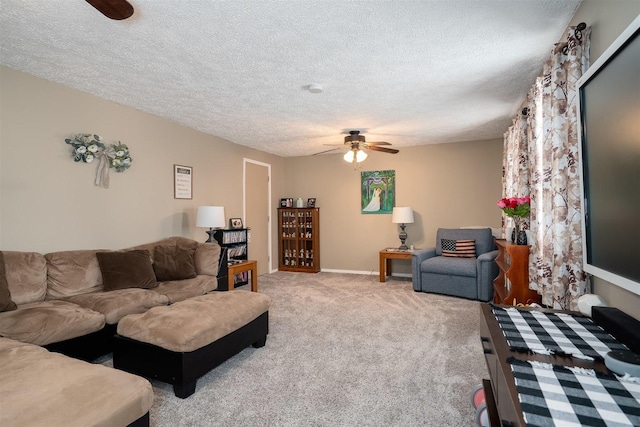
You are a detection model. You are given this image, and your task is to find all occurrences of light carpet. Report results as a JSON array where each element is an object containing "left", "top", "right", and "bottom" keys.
[{"left": 104, "top": 272, "right": 489, "bottom": 426}]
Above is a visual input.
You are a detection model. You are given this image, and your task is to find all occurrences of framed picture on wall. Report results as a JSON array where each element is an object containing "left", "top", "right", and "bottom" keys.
[
  {"left": 361, "top": 170, "right": 395, "bottom": 214},
  {"left": 174, "top": 165, "right": 193, "bottom": 199}
]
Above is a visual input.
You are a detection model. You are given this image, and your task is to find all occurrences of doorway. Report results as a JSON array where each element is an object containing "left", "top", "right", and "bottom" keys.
[{"left": 243, "top": 159, "right": 271, "bottom": 275}]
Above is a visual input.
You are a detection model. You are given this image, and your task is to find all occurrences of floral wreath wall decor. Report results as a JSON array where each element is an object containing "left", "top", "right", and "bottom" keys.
[{"left": 65, "top": 133, "right": 133, "bottom": 188}]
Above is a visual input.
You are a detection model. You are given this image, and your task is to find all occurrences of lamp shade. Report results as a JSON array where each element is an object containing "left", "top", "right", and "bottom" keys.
[
  {"left": 343, "top": 149, "right": 368, "bottom": 163},
  {"left": 196, "top": 206, "right": 225, "bottom": 228},
  {"left": 392, "top": 207, "right": 414, "bottom": 224}
]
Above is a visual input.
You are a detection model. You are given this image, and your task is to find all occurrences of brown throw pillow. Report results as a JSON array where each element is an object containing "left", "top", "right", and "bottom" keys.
[
  {"left": 441, "top": 239, "right": 476, "bottom": 258},
  {"left": 97, "top": 250, "right": 158, "bottom": 291},
  {"left": 153, "top": 243, "right": 197, "bottom": 282},
  {"left": 0, "top": 252, "right": 17, "bottom": 312}
]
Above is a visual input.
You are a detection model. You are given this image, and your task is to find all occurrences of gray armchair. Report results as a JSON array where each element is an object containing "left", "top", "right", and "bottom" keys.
[{"left": 411, "top": 228, "right": 498, "bottom": 301}]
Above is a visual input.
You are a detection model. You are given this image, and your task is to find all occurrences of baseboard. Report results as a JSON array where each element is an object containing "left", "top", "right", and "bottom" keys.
[
  {"left": 269, "top": 268, "right": 411, "bottom": 278},
  {"left": 320, "top": 269, "right": 411, "bottom": 278},
  {"left": 321, "top": 268, "right": 375, "bottom": 275}
]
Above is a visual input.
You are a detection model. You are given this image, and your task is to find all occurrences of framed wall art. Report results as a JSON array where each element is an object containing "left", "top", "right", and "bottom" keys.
[
  {"left": 174, "top": 165, "right": 193, "bottom": 199},
  {"left": 361, "top": 170, "right": 395, "bottom": 214}
]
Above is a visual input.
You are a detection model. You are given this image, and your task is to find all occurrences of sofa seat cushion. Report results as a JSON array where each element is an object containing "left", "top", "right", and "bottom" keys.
[
  {"left": 152, "top": 275, "right": 218, "bottom": 304},
  {"left": 0, "top": 300, "right": 105, "bottom": 346},
  {"left": 421, "top": 256, "right": 477, "bottom": 278},
  {"left": 118, "top": 290, "right": 271, "bottom": 352},
  {"left": 64, "top": 288, "right": 169, "bottom": 325},
  {"left": 0, "top": 337, "right": 153, "bottom": 427}
]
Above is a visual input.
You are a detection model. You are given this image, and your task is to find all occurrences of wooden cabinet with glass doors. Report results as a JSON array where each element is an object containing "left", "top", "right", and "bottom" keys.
[{"left": 278, "top": 208, "right": 320, "bottom": 273}]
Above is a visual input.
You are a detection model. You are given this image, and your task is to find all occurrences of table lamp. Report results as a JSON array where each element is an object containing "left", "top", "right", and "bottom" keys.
[
  {"left": 392, "top": 207, "right": 414, "bottom": 250},
  {"left": 196, "top": 206, "right": 225, "bottom": 242}
]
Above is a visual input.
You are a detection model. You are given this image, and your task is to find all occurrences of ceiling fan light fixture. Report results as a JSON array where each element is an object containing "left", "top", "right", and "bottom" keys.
[{"left": 343, "top": 148, "right": 367, "bottom": 163}]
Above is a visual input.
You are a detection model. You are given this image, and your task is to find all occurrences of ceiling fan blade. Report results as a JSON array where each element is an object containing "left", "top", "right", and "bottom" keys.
[
  {"left": 312, "top": 147, "right": 343, "bottom": 155},
  {"left": 85, "top": 0, "right": 134, "bottom": 20},
  {"left": 364, "top": 141, "right": 391, "bottom": 146},
  {"left": 366, "top": 146, "right": 399, "bottom": 154}
]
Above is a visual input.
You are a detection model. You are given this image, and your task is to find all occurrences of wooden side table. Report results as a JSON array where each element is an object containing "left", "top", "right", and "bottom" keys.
[
  {"left": 227, "top": 260, "right": 258, "bottom": 292},
  {"left": 379, "top": 248, "right": 413, "bottom": 282}
]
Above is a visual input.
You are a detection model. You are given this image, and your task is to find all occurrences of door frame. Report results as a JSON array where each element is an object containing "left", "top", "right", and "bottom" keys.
[{"left": 242, "top": 158, "right": 273, "bottom": 273}]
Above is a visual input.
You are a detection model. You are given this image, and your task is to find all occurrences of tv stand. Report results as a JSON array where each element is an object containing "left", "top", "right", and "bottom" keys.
[{"left": 479, "top": 304, "right": 609, "bottom": 426}]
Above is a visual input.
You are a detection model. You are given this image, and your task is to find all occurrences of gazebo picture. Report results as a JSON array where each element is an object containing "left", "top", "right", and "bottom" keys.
[{"left": 361, "top": 170, "right": 395, "bottom": 214}]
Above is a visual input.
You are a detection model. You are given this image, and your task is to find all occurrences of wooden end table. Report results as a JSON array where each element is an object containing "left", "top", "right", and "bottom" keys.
[
  {"left": 379, "top": 248, "right": 413, "bottom": 282},
  {"left": 227, "top": 260, "right": 258, "bottom": 292}
]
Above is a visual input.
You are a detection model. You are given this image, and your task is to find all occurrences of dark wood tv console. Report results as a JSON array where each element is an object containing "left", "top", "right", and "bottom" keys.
[{"left": 479, "top": 304, "right": 609, "bottom": 426}]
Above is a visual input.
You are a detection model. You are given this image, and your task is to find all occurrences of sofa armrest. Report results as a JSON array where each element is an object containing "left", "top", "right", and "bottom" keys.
[
  {"left": 477, "top": 249, "right": 498, "bottom": 263},
  {"left": 411, "top": 248, "right": 436, "bottom": 291},
  {"left": 476, "top": 249, "right": 499, "bottom": 301}
]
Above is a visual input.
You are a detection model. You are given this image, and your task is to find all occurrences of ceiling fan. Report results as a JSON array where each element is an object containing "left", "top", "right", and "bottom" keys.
[
  {"left": 314, "top": 131, "right": 399, "bottom": 163},
  {"left": 85, "top": 0, "right": 134, "bottom": 20}
]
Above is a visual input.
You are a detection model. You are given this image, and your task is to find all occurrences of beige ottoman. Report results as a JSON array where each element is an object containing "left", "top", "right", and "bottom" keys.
[{"left": 113, "top": 291, "right": 271, "bottom": 398}]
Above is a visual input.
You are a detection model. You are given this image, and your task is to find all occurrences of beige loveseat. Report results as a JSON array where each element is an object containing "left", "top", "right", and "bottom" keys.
[{"left": 0, "top": 236, "right": 224, "bottom": 360}]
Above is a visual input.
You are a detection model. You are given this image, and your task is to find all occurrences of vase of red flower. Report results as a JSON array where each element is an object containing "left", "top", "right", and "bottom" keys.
[{"left": 497, "top": 196, "right": 531, "bottom": 245}]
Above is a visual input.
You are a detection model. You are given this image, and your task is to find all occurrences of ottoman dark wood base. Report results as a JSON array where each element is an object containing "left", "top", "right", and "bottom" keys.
[{"left": 113, "top": 311, "right": 268, "bottom": 398}]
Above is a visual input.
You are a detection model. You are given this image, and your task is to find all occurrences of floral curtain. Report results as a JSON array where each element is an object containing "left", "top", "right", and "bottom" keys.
[{"left": 502, "top": 25, "right": 591, "bottom": 310}]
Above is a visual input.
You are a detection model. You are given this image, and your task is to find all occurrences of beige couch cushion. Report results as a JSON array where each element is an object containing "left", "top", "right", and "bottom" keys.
[
  {"left": 0, "top": 252, "right": 17, "bottom": 312},
  {"left": 118, "top": 290, "right": 271, "bottom": 352},
  {"left": 0, "top": 337, "right": 153, "bottom": 427},
  {"left": 2, "top": 251, "right": 47, "bottom": 305},
  {"left": 0, "top": 300, "right": 105, "bottom": 346},
  {"left": 45, "top": 250, "right": 104, "bottom": 299},
  {"left": 152, "top": 275, "right": 218, "bottom": 304},
  {"left": 194, "top": 242, "right": 221, "bottom": 276},
  {"left": 127, "top": 237, "right": 221, "bottom": 277},
  {"left": 64, "top": 288, "right": 169, "bottom": 325}
]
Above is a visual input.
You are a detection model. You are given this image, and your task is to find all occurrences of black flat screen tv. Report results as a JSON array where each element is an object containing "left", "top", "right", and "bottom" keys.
[{"left": 577, "top": 15, "right": 640, "bottom": 296}]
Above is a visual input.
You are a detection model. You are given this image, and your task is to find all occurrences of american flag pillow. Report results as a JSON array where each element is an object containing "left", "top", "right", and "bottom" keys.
[{"left": 441, "top": 239, "right": 476, "bottom": 258}]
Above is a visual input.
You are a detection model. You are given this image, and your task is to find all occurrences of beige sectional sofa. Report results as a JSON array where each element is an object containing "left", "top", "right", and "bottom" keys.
[
  {"left": 0, "top": 236, "right": 234, "bottom": 426},
  {"left": 0, "top": 236, "right": 223, "bottom": 359}
]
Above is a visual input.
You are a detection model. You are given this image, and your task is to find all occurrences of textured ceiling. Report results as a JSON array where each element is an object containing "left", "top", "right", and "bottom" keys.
[{"left": 0, "top": 0, "right": 581, "bottom": 157}]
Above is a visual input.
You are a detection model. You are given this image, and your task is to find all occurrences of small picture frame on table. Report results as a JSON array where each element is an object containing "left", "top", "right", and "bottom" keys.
[
  {"left": 280, "top": 198, "right": 288, "bottom": 208},
  {"left": 230, "top": 218, "right": 243, "bottom": 229},
  {"left": 307, "top": 198, "right": 316, "bottom": 208},
  {"left": 286, "top": 198, "right": 293, "bottom": 208}
]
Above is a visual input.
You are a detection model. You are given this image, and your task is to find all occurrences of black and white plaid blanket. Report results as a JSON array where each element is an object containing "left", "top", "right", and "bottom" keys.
[
  {"left": 493, "top": 306, "right": 628, "bottom": 360},
  {"left": 510, "top": 359, "right": 640, "bottom": 427}
]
